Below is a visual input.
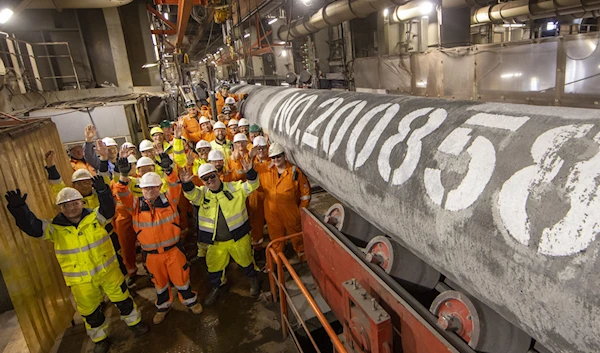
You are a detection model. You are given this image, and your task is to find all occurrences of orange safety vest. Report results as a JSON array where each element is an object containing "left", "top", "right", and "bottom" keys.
[
  {"left": 132, "top": 193, "right": 181, "bottom": 252},
  {"left": 182, "top": 114, "right": 203, "bottom": 143}
]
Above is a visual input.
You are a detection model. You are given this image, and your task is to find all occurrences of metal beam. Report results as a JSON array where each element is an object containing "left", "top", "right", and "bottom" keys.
[
  {"left": 154, "top": 0, "right": 203, "bottom": 4},
  {"left": 146, "top": 4, "right": 176, "bottom": 29},
  {"left": 175, "top": 0, "right": 195, "bottom": 48},
  {"left": 151, "top": 29, "right": 177, "bottom": 34}
]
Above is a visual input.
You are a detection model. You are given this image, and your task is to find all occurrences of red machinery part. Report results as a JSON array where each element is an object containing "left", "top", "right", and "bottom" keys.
[
  {"left": 430, "top": 290, "right": 531, "bottom": 353},
  {"left": 324, "top": 203, "right": 381, "bottom": 245},
  {"left": 365, "top": 236, "right": 440, "bottom": 290},
  {"left": 301, "top": 209, "right": 471, "bottom": 353},
  {"left": 342, "top": 279, "right": 392, "bottom": 353}
]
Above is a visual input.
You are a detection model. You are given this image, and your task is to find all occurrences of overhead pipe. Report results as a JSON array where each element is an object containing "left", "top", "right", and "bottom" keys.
[
  {"left": 277, "top": 0, "right": 408, "bottom": 41},
  {"left": 472, "top": 0, "right": 600, "bottom": 23},
  {"left": 23, "top": 0, "right": 133, "bottom": 9}
]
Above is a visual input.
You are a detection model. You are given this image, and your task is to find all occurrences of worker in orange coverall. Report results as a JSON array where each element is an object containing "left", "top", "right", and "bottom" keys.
[
  {"left": 254, "top": 143, "right": 311, "bottom": 263},
  {"left": 114, "top": 153, "right": 203, "bottom": 325}
]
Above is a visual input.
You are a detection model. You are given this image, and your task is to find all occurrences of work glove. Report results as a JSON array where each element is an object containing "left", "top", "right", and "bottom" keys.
[
  {"left": 117, "top": 157, "right": 131, "bottom": 175},
  {"left": 5, "top": 189, "right": 27, "bottom": 208},
  {"left": 91, "top": 175, "right": 107, "bottom": 192},
  {"left": 158, "top": 153, "right": 173, "bottom": 173}
]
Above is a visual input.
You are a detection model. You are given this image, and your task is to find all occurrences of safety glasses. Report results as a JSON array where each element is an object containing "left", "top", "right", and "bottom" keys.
[{"left": 202, "top": 173, "right": 217, "bottom": 182}]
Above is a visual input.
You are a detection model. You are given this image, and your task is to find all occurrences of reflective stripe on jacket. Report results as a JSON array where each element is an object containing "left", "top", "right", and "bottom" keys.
[
  {"left": 115, "top": 171, "right": 182, "bottom": 252},
  {"left": 44, "top": 209, "right": 117, "bottom": 285},
  {"left": 184, "top": 176, "right": 259, "bottom": 244}
]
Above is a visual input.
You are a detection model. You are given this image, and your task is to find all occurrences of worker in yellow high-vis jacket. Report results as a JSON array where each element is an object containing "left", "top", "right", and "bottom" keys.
[{"left": 5, "top": 176, "right": 149, "bottom": 353}]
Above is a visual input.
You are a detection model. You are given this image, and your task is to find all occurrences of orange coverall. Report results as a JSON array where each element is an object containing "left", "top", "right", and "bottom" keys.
[
  {"left": 182, "top": 114, "right": 203, "bottom": 143},
  {"left": 256, "top": 161, "right": 311, "bottom": 254},
  {"left": 115, "top": 171, "right": 199, "bottom": 311},
  {"left": 110, "top": 181, "right": 138, "bottom": 277}
]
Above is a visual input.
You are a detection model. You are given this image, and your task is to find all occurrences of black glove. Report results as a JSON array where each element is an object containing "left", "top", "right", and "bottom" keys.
[
  {"left": 158, "top": 153, "right": 173, "bottom": 173},
  {"left": 117, "top": 157, "right": 131, "bottom": 175},
  {"left": 91, "top": 175, "right": 107, "bottom": 192},
  {"left": 5, "top": 189, "right": 27, "bottom": 208}
]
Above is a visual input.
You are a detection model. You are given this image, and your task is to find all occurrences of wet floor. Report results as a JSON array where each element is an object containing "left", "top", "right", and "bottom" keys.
[{"left": 54, "top": 245, "right": 296, "bottom": 353}]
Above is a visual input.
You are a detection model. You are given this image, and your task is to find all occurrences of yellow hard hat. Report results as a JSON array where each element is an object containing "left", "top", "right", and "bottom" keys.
[
  {"left": 56, "top": 187, "right": 83, "bottom": 205},
  {"left": 150, "top": 127, "right": 164, "bottom": 136}
]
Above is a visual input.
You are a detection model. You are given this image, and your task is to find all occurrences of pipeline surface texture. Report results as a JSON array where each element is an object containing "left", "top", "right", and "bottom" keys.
[{"left": 233, "top": 85, "right": 600, "bottom": 353}]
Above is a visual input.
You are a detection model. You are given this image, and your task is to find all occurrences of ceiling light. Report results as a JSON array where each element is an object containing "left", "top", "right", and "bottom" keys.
[
  {"left": 282, "top": 49, "right": 287, "bottom": 57},
  {"left": 142, "top": 63, "right": 159, "bottom": 69},
  {"left": 244, "top": 33, "right": 250, "bottom": 38},
  {"left": 276, "top": 40, "right": 286, "bottom": 45},
  {"left": 547, "top": 22, "right": 557, "bottom": 31},
  {"left": 211, "top": 61, "right": 216, "bottom": 64},
  {"left": 383, "top": 8, "right": 389, "bottom": 17},
  {"left": 502, "top": 23, "right": 525, "bottom": 28},
  {"left": 219, "top": 47, "right": 223, "bottom": 51},
  {"left": 268, "top": 18, "right": 278, "bottom": 25},
  {"left": 0, "top": 8, "right": 13, "bottom": 24},
  {"left": 419, "top": 2, "right": 433, "bottom": 15},
  {"left": 163, "top": 12, "right": 169, "bottom": 20}
]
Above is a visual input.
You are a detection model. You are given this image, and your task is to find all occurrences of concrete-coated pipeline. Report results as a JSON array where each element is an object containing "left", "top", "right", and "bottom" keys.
[{"left": 233, "top": 84, "right": 600, "bottom": 353}]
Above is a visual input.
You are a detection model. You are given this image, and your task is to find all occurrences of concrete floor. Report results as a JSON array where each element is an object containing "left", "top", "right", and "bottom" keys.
[
  {"left": 53, "top": 249, "right": 297, "bottom": 353},
  {"left": 0, "top": 311, "right": 29, "bottom": 353}
]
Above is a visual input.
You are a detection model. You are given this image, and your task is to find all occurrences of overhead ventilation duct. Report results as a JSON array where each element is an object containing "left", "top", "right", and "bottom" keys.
[
  {"left": 277, "top": 0, "right": 408, "bottom": 41},
  {"left": 472, "top": 0, "right": 600, "bottom": 23},
  {"left": 23, "top": 0, "right": 133, "bottom": 9}
]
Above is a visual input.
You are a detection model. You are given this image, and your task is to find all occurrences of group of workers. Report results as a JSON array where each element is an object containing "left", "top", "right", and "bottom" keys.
[{"left": 3, "top": 85, "right": 311, "bottom": 353}]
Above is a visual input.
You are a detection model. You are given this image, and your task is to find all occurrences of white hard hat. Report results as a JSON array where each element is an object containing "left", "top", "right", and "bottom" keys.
[
  {"left": 127, "top": 155, "right": 138, "bottom": 164},
  {"left": 122, "top": 142, "right": 136, "bottom": 149},
  {"left": 208, "top": 149, "right": 224, "bottom": 161},
  {"left": 102, "top": 137, "right": 118, "bottom": 147},
  {"left": 138, "top": 172, "right": 162, "bottom": 188},
  {"left": 195, "top": 140, "right": 211, "bottom": 150},
  {"left": 139, "top": 140, "right": 154, "bottom": 152},
  {"left": 253, "top": 136, "right": 268, "bottom": 147},
  {"left": 199, "top": 116, "right": 210, "bottom": 124},
  {"left": 56, "top": 187, "right": 83, "bottom": 205},
  {"left": 238, "top": 118, "right": 249, "bottom": 127},
  {"left": 71, "top": 169, "right": 93, "bottom": 182},
  {"left": 198, "top": 163, "right": 218, "bottom": 178},
  {"left": 268, "top": 143, "right": 285, "bottom": 157},
  {"left": 213, "top": 121, "right": 226, "bottom": 130},
  {"left": 228, "top": 119, "right": 238, "bottom": 127},
  {"left": 136, "top": 156, "right": 155, "bottom": 168},
  {"left": 233, "top": 133, "right": 248, "bottom": 143},
  {"left": 225, "top": 97, "right": 236, "bottom": 105}
]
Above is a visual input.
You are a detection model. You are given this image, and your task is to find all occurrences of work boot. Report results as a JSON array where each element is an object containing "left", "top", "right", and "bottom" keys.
[
  {"left": 189, "top": 302, "right": 204, "bottom": 314},
  {"left": 129, "top": 322, "right": 150, "bottom": 336},
  {"left": 153, "top": 310, "right": 170, "bottom": 325},
  {"left": 203, "top": 287, "right": 221, "bottom": 306},
  {"left": 94, "top": 339, "right": 110, "bottom": 353},
  {"left": 249, "top": 276, "right": 260, "bottom": 297}
]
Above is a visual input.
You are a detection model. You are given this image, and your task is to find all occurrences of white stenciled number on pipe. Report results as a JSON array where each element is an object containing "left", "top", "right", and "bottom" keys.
[
  {"left": 378, "top": 108, "right": 447, "bottom": 185},
  {"left": 498, "top": 124, "right": 599, "bottom": 256}
]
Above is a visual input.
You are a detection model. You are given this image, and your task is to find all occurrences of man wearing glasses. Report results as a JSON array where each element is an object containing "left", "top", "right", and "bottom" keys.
[
  {"left": 255, "top": 143, "right": 311, "bottom": 264},
  {"left": 180, "top": 157, "right": 260, "bottom": 306}
]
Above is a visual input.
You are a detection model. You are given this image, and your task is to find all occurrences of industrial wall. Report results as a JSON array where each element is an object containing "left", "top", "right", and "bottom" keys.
[{"left": 0, "top": 119, "right": 75, "bottom": 353}]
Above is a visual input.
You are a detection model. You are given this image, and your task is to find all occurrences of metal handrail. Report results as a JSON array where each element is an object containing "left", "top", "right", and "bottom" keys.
[{"left": 266, "top": 233, "right": 347, "bottom": 353}]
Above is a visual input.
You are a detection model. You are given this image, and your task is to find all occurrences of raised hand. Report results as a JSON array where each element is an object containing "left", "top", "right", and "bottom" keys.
[
  {"left": 45, "top": 149, "right": 56, "bottom": 167},
  {"left": 5, "top": 189, "right": 27, "bottom": 207},
  {"left": 85, "top": 124, "right": 97, "bottom": 143},
  {"left": 240, "top": 156, "right": 253, "bottom": 173},
  {"left": 158, "top": 153, "right": 173, "bottom": 171},
  {"left": 153, "top": 141, "right": 164, "bottom": 155},
  {"left": 248, "top": 146, "right": 258, "bottom": 161},
  {"left": 119, "top": 144, "right": 131, "bottom": 159},
  {"left": 117, "top": 157, "right": 131, "bottom": 175},
  {"left": 186, "top": 150, "right": 197, "bottom": 166},
  {"left": 96, "top": 140, "right": 108, "bottom": 161},
  {"left": 174, "top": 120, "right": 184, "bottom": 139},
  {"left": 91, "top": 175, "right": 107, "bottom": 192},
  {"left": 179, "top": 167, "right": 193, "bottom": 183}
]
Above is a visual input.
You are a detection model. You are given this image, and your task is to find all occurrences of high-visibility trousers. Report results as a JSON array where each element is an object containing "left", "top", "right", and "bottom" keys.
[
  {"left": 248, "top": 190, "right": 265, "bottom": 249},
  {"left": 265, "top": 202, "right": 304, "bottom": 255},
  {"left": 114, "top": 207, "right": 138, "bottom": 276},
  {"left": 206, "top": 234, "right": 257, "bottom": 288},
  {"left": 145, "top": 247, "right": 198, "bottom": 311},
  {"left": 70, "top": 265, "right": 141, "bottom": 342}
]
